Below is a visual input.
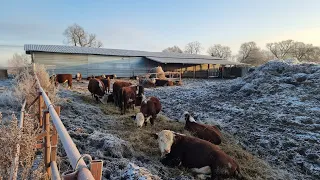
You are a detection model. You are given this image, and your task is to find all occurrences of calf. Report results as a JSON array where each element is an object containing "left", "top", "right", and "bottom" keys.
[
  {"left": 132, "top": 96, "right": 161, "bottom": 127},
  {"left": 153, "top": 130, "right": 243, "bottom": 180},
  {"left": 184, "top": 112, "right": 222, "bottom": 145},
  {"left": 100, "top": 77, "right": 111, "bottom": 93},
  {"left": 75, "top": 73, "right": 82, "bottom": 82},
  {"left": 113, "top": 81, "right": 132, "bottom": 107},
  {"left": 88, "top": 78, "right": 105, "bottom": 102},
  {"left": 51, "top": 74, "right": 73, "bottom": 89}
]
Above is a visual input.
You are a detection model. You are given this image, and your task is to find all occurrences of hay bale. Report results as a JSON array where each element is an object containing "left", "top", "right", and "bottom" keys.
[{"left": 149, "top": 66, "right": 166, "bottom": 79}]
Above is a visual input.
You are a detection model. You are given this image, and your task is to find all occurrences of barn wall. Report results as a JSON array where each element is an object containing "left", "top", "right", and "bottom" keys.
[
  {"left": 0, "top": 69, "right": 8, "bottom": 79},
  {"left": 33, "top": 53, "right": 153, "bottom": 78},
  {"left": 33, "top": 52, "right": 88, "bottom": 77}
]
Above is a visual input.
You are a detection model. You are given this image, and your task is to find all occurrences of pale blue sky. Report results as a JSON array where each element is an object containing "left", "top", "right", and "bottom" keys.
[{"left": 0, "top": 0, "right": 320, "bottom": 66}]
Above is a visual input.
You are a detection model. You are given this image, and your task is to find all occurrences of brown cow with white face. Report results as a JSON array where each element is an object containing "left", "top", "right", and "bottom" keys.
[
  {"left": 132, "top": 95, "right": 161, "bottom": 127},
  {"left": 153, "top": 130, "right": 243, "bottom": 180},
  {"left": 75, "top": 73, "right": 82, "bottom": 82},
  {"left": 50, "top": 74, "right": 73, "bottom": 89}
]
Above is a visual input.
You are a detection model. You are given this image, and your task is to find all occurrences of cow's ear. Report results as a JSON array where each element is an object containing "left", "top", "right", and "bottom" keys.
[{"left": 151, "top": 133, "right": 158, "bottom": 139}]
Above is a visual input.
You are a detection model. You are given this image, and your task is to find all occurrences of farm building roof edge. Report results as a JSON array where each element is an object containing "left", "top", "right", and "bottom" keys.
[{"left": 24, "top": 44, "right": 246, "bottom": 65}]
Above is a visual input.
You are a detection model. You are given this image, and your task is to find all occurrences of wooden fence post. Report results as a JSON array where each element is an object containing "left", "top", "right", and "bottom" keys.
[
  {"left": 43, "top": 111, "right": 51, "bottom": 177},
  {"left": 51, "top": 106, "right": 60, "bottom": 162},
  {"left": 38, "top": 92, "right": 44, "bottom": 127}
]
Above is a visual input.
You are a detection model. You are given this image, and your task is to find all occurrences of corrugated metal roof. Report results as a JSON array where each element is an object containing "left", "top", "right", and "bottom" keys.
[
  {"left": 146, "top": 57, "right": 245, "bottom": 65},
  {"left": 24, "top": 44, "right": 222, "bottom": 60}
]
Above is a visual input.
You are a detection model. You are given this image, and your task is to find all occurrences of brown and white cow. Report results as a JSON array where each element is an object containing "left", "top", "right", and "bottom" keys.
[
  {"left": 119, "top": 85, "right": 138, "bottom": 115},
  {"left": 75, "top": 73, "right": 82, "bottom": 82},
  {"left": 88, "top": 78, "right": 105, "bottom": 103},
  {"left": 153, "top": 130, "right": 243, "bottom": 180},
  {"left": 184, "top": 112, "right": 222, "bottom": 145},
  {"left": 132, "top": 95, "right": 161, "bottom": 127},
  {"left": 51, "top": 74, "right": 73, "bottom": 89}
]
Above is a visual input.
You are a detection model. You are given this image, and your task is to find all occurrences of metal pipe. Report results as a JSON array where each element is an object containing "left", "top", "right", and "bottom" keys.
[
  {"left": 50, "top": 161, "right": 61, "bottom": 180},
  {"left": 9, "top": 100, "right": 27, "bottom": 180},
  {"left": 34, "top": 75, "right": 94, "bottom": 180}
]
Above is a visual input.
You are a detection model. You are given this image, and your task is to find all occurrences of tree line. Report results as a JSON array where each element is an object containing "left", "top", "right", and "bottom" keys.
[{"left": 63, "top": 24, "right": 320, "bottom": 65}]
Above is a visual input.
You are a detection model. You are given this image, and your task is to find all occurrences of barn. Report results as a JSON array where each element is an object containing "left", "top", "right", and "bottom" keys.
[{"left": 24, "top": 44, "right": 248, "bottom": 78}]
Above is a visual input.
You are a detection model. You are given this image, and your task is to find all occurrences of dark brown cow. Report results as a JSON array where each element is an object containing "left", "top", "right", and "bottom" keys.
[
  {"left": 100, "top": 77, "right": 111, "bottom": 93},
  {"left": 132, "top": 96, "right": 161, "bottom": 126},
  {"left": 153, "top": 130, "right": 243, "bottom": 180},
  {"left": 113, "top": 81, "right": 132, "bottom": 107},
  {"left": 120, "top": 85, "right": 138, "bottom": 114},
  {"left": 155, "top": 79, "right": 169, "bottom": 86},
  {"left": 75, "top": 73, "right": 82, "bottom": 82},
  {"left": 51, "top": 74, "right": 73, "bottom": 89},
  {"left": 88, "top": 78, "right": 105, "bottom": 102},
  {"left": 184, "top": 112, "right": 222, "bottom": 145}
]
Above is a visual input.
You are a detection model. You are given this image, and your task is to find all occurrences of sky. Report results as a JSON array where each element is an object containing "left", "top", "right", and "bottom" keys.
[{"left": 0, "top": 0, "right": 320, "bottom": 66}]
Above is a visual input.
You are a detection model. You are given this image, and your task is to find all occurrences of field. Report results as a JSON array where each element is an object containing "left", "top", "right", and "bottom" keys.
[{"left": 0, "top": 61, "right": 319, "bottom": 180}]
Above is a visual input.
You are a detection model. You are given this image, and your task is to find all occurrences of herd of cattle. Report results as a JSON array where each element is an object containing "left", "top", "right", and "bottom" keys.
[{"left": 50, "top": 73, "right": 244, "bottom": 179}]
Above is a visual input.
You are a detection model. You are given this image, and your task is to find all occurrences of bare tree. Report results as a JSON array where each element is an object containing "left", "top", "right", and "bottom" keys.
[
  {"left": 238, "top": 42, "right": 267, "bottom": 65},
  {"left": 63, "top": 23, "right": 103, "bottom": 48},
  {"left": 266, "top": 39, "right": 295, "bottom": 59},
  {"left": 291, "top": 42, "right": 314, "bottom": 61},
  {"left": 302, "top": 46, "right": 320, "bottom": 62},
  {"left": 238, "top": 41, "right": 258, "bottom": 61},
  {"left": 7, "top": 53, "right": 31, "bottom": 75},
  {"left": 184, "top": 41, "right": 202, "bottom": 54},
  {"left": 162, "top": 46, "right": 183, "bottom": 53},
  {"left": 207, "top": 44, "right": 232, "bottom": 59}
]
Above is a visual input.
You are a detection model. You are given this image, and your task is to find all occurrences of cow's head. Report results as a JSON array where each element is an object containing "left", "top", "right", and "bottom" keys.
[
  {"left": 101, "top": 74, "right": 106, "bottom": 79},
  {"left": 150, "top": 78, "right": 156, "bottom": 84},
  {"left": 152, "top": 130, "right": 175, "bottom": 157},
  {"left": 183, "top": 111, "right": 196, "bottom": 122},
  {"left": 113, "top": 74, "right": 117, "bottom": 79},
  {"left": 131, "top": 112, "right": 144, "bottom": 127}
]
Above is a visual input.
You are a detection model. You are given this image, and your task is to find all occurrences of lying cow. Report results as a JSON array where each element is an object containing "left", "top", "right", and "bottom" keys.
[
  {"left": 155, "top": 79, "right": 169, "bottom": 86},
  {"left": 50, "top": 74, "right": 73, "bottom": 89},
  {"left": 139, "top": 78, "right": 156, "bottom": 88},
  {"left": 75, "top": 73, "right": 82, "bottom": 82},
  {"left": 113, "top": 81, "right": 132, "bottom": 107},
  {"left": 88, "top": 78, "right": 105, "bottom": 102},
  {"left": 153, "top": 130, "right": 243, "bottom": 180},
  {"left": 184, "top": 112, "right": 222, "bottom": 145},
  {"left": 132, "top": 95, "right": 161, "bottom": 127}
]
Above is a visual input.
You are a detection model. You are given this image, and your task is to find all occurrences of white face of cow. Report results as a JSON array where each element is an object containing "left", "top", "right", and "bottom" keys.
[
  {"left": 113, "top": 74, "right": 117, "bottom": 78},
  {"left": 150, "top": 78, "right": 156, "bottom": 84},
  {"left": 102, "top": 74, "right": 106, "bottom": 78},
  {"left": 135, "top": 112, "right": 145, "bottom": 127},
  {"left": 155, "top": 130, "right": 175, "bottom": 157},
  {"left": 184, "top": 111, "right": 196, "bottom": 122}
]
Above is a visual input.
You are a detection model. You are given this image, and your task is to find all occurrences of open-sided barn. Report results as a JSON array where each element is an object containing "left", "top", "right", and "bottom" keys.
[{"left": 24, "top": 44, "right": 248, "bottom": 78}]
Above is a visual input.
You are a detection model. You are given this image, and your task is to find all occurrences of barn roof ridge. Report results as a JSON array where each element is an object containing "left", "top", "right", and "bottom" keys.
[{"left": 24, "top": 44, "right": 222, "bottom": 60}]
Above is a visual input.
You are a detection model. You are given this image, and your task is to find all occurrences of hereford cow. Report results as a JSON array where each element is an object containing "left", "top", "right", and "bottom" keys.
[
  {"left": 100, "top": 77, "right": 111, "bottom": 93},
  {"left": 88, "top": 78, "right": 105, "bottom": 102},
  {"left": 51, "top": 74, "right": 73, "bottom": 89},
  {"left": 113, "top": 81, "right": 132, "bottom": 107},
  {"left": 105, "top": 74, "right": 117, "bottom": 79},
  {"left": 132, "top": 95, "right": 161, "bottom": 127},
  {"left": 75, "top": 73, "right": 82, "bottom": 82},
  {"left": 167, "top": 80, "right": 174, "bottom": 86},
  {"left": 184, "top": 112, "right": 222, "bottom": 145},
  {"left": 153, "top": 130, "right": 243, "bottom": 180},
  {"left": 139, "top": 78, "right": 156, "bottom": 88},
  {"left": 119, "top": 85, "right": 138, "bottom": 114}
]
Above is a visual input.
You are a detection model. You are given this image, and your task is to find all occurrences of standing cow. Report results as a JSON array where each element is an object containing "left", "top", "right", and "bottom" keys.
[
  {"left": 153, "top": 130, "right": 243, "bottom": 180},
  {"left": 100, "top": 77, "right": 111, "bottom": 93},
  {"left": 50, "top": 74, "right": 73, "bottom": 89},
  {"left": 132, "top": 95, "right": 161, "bottom": 127},
  {"left": 88, "top": 78, "right": 105, "bottom": 102},
  {"left": 113, "top": 81, "right": 132, "bottom": 107}
]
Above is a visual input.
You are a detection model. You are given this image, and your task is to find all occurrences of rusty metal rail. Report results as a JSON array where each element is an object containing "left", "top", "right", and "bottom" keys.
[{"left": 34, "top": 66, "right": 96, "bottom": 179}]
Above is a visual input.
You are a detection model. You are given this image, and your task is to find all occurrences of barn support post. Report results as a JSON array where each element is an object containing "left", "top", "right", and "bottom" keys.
[
  {"left": 207, "top": 64, "right": 210, "bottom": 79},
  {"left": 51, "top": 106, "right": 60, "bottom": 162},
  {"left": 193, "top": 66, "right": 196, "bottom": 78},
  {"left": 43, "top": 110, "right": 51, "bottom": 176}
]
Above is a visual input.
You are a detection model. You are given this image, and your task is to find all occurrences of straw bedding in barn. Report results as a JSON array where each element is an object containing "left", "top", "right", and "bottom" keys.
[{"left": 56, "top": 77, "right": 289, "bottom": 180}]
